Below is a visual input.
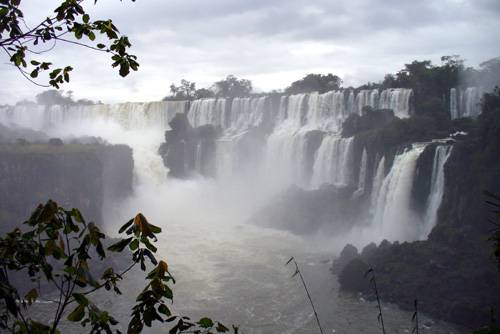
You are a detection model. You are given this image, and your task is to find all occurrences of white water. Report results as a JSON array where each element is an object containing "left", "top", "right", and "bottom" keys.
[
  {"left": 0, "top": 88, "right": 435, "bottom": 245},
  {"left": 0, "top": 94, "right": 464, "bottom": 333},
  {"left": 422, "top": 145, "right": 453, "bottom": 237},
  {"left": 310, "top": 136, "right": 355, "bottom": 188},
  {"left": 449, "top": 87, "right": 483, "bottom": 119},
  {"left": 353, "top": 148, "right": 368, "bottom": 198},
  {"left": 371, "top": 144, "right": 427, "bottom": 242},
  {"left": 369, "top": 156, "right": 386, "bottom": 215}
]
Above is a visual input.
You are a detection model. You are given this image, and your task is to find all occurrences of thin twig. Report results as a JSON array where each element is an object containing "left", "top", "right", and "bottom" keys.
[
  {"left": 365, "top": 268, "right": 386, "bottom": 334},
  {"left": 412, "top": 299, "right": 419, "bottom": 334},
  {"left": 286, "top": 257, "right": 324, "bottom": 334}
]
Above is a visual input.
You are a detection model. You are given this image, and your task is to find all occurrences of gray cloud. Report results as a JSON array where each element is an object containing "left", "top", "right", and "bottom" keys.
[{"left": 1, "top": 0, "right": 499, "bottom": 104}]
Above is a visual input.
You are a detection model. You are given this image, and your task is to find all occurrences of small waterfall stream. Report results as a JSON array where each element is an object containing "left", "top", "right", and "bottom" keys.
[
  {"left": 371, "top": 144, "right": 427, "bottom": 242},
  {"left": 422, "top": 145, "right": 453, "bottom": 237}
]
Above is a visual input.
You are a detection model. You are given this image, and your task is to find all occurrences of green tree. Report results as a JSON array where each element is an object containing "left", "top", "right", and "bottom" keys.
[
  {"left": 35, "top": 90, "right": 72, "bottom": 106},
  {"left": 285, "top": 73, "right": 342, "bottom": 94},
  {"left": 0, "top": 200, "right": 237, "bottom": 334},
  {"left": 213, "top": 75, "right": 252, "bottom": 98},
  {"left": 0, "top": 0, "right": 139, "bottom": 88},
  {"left": 166, "top": 79, "right": 197, "bottom": 100},
  {"left": 194, "top": 88, "right": 215, "bottom": 99}
]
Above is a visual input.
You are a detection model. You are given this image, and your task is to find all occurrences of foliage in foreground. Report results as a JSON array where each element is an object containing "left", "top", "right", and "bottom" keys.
[
  {"left": 1, "top": 0, "right": 139, "bottom": 88},
  {"left": 0, "top": 200, "right": 236, "bottom": 334}
]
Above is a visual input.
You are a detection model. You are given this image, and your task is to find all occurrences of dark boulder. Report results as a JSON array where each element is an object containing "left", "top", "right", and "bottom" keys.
[
  {"left": 338, "top": 258, "right": 370, "bottom": 293},
  {"left": 158, "top": 113, "right": 220, "bottom": 178},
  {"left": 331, "top": 244, "right": 359, "bottom": 274}
]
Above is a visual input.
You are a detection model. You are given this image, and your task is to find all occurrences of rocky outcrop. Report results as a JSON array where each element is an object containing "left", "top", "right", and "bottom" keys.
[
  {"left": 337, "top": 93, "right": 500, "bottom": 329},
  {"left": 341, "top": 107, "right": 395, "bottom": 138},
  {"left": 411, "top": 142, "right": 439, "bottom": 213},
  {"left": 158, "top": 113, "right": 219, "bottom": 178},
  {"left": 0, "top": 142, "right": 133, "bottom": 233}
]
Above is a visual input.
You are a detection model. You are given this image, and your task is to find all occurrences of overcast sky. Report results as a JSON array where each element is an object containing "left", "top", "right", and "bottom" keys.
[{"left": 1, "top": 0, "right": 499, "bottom": 104}]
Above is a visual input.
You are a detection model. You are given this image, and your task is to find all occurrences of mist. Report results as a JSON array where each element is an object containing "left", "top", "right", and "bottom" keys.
[{"left": 1, "top": 1, "right": 499, "bottom": 332}]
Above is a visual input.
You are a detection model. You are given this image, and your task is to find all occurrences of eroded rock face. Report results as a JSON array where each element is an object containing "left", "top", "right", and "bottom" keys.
[
  {"left": 411, "top": 142, "right": 439, "bottom": 214},
  {"left": 158, "top": 113, "right": 219, "bottom": 178},
  {"left": 0, "top": 143, "right": 133, "bottom": 233},
  {"left": 331, "top": 244, "right": 359, "bottom": 274},
  {"left": 337, "top": 94, "right": 500, "bottom": 329},
  {"left": 342, "top": 107, "right": 395, "bottom": 138}
]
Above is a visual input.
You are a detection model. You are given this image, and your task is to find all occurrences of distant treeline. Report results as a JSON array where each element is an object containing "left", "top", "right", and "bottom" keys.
[
  {"left": 164, "top": 55, "right": 500, "bottom": 102},
  {"left": 12, "top": 90, "right": 101, "bottom": 108}
]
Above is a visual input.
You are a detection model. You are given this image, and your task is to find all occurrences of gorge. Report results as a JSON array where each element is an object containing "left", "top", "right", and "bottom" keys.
[{"left": 0, "top": 81, "right": 498, "bottom": 332}]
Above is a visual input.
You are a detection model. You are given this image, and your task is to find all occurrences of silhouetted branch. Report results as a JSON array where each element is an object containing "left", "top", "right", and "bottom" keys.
[{"left": 286, "top": 257, "right": 324, "bottom": 334}]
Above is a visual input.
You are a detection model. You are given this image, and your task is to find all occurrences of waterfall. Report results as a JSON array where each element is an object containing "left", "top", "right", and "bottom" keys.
[
  {"left": 353, "top": 148, "right": 368, "bottom": 198},
  {"left": 369, "top": 156, "right": 386, "bottom": 214},
  {"left": 356, "top": 90, "right": 373, "bottom": 114},
  {"left": 1, "top": 101, "right": 188, "bottom": 184},
  {"left": 371, "top": 144, "right": 427, "bottom": 242},
  {"left": 449, "top": 87, "right": 483, "bottom": 119},
  {"left": 422, "top": 145, "right": 453, "bottom": 237},
  {"left": 378, "top": 88, "right": 413, "bottom": 118},
  {"left": 188, "top": 98, "right": 227, "bottom": 129},
  {"left": 310, "top": 135, "right": 355, "bottom": 188},
  {"left": 450, "top": 88, "right": 458, "bottom": 120},
  {"left": 2, "top": 87, "right": 414, "bottom": 193},
  {"left": 227, "top": 96, "right": 268, "bottom": 135}
]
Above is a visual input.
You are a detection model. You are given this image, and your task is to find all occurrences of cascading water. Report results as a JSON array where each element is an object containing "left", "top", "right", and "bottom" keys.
[
  {"left": 369, "top": 156, "right": 386, "bottom": 214},
  {"left": 354, "top": 88, "right": 412, "bottom": 117},
  {"left": 449, "top": 87, "right": 483, "bottom": 119},
  {"left": 422, "top": 145, "right": 453, "bottom": 237},
  {"left": 2, "top": 87, "right": 416, "bottom": 225},
  {"left": 371, "top": 144, "right": 427, "bottom": 242},
  {"left": 228, "top": 96, "right": 268, "bottom": 135},
  {"left": 450, "top": 88, "right": 458, "bottom": 120},
  {"left": 310, "top": 136, "right": 355, "bottom": 188},
  {"left": 0, "top": 90, "right": 464, "bottom": 333},
  {"left": 188, "top": 98, "right": 227, "bottom": 129},
  {"left": 378, "top": 88, "right": 413, "bottom": 118},
  {"left": 1, "top": 101, "right": 187, "bottom": 184},
  {"left": 353, "top": 148, "right": 368, "bottom": 198}
]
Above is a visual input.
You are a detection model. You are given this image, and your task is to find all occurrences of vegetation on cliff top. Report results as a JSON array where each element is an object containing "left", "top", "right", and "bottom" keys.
[{"left": 337, "top": 89, "right": 500, "bottom": 330}]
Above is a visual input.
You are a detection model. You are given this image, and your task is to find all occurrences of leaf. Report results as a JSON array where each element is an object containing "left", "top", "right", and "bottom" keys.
[
  {"left": 82, "top": 14, "right": 90, "bottom": 23},
  {"left": 49, "top": 68, "right": 62, "bottom": 79},
  {"left": 71, "top": 208, "right": 85, "bottom": 223},
  {"left": 67, "top": 304, "right": 85, "bottom": 322},
  {"left": 129, "top": 239, "right": 139, "bottom": 251},
  {"left": 119, "top": 218, "right": 134, "bottom": 233},
  {"left": 97, "top": 43, "right": 106, "bottom": 49},
  {"left": 72, "top": 293, "right": 89, "bottom": 306},
  {"left": 107, "top": 237, "right": 133, "bottom": 252},
  {"left": 25, "top": 288, "right": 38, "bottom": 305},
  {"left": 216, "top": 322, "right": 229, "bottom": 332},
  {"left": 158, "top": 304, "right": 171, "bottom": 317},
  {"left": 198, "top": 317, "right": 214, "bottom": 328},
  {"left": 158, "top": 260, "right": 169, "bottom": 276}
]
